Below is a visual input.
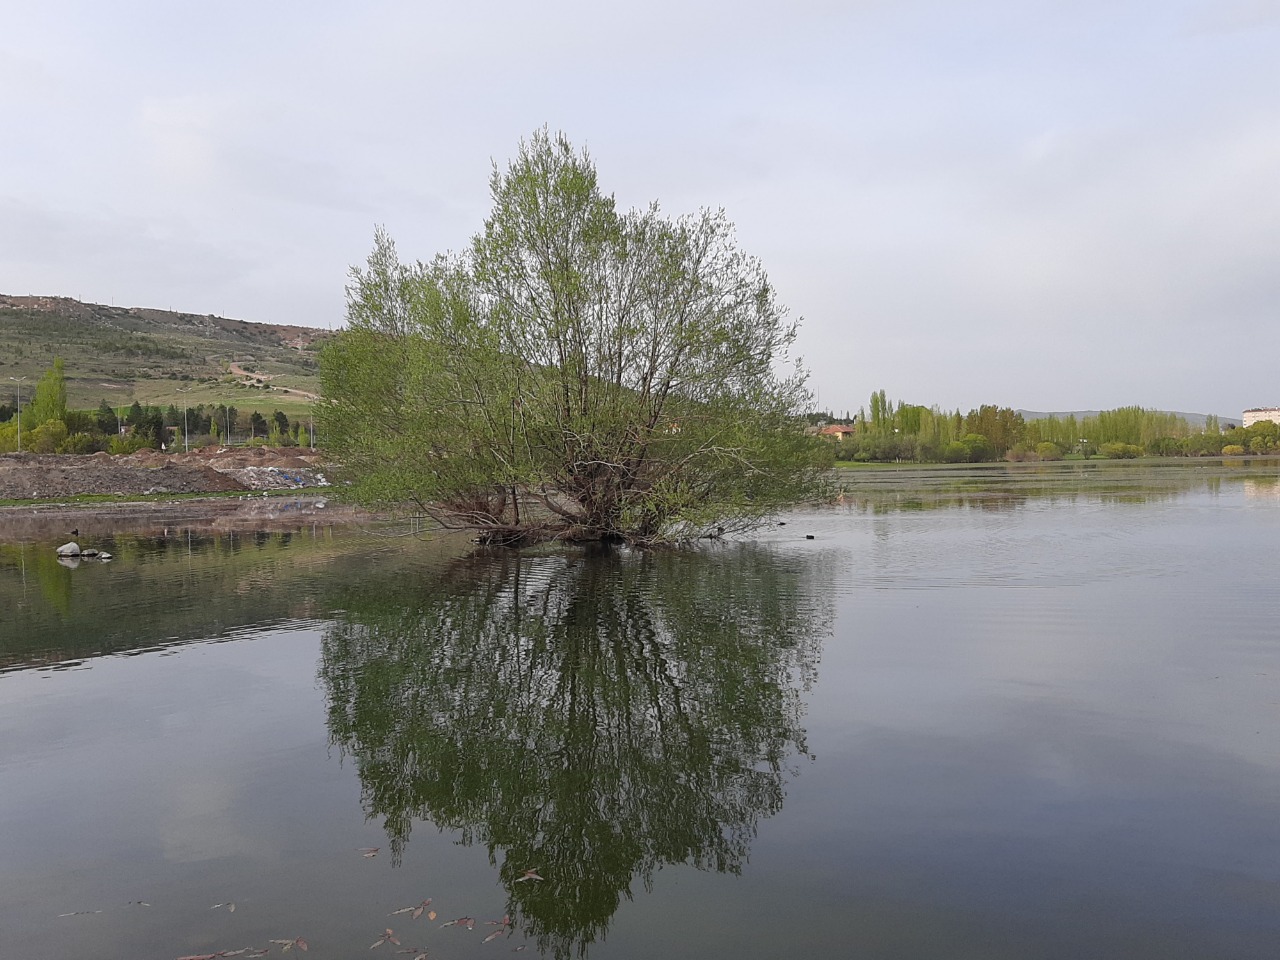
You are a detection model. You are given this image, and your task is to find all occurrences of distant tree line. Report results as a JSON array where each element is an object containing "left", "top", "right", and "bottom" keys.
[
  {"left": 0, "top": 357, "right": 313, "bottom": 454},
  {"left": 817, "top": 391, "right": 1262, "bottom": 463}
]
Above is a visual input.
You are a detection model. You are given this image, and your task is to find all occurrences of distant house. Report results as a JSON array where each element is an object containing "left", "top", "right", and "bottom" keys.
[
  {"left": 1243, "top": 408, "right": 1280, "bottom": 428},
  {"left": 817, "top": 424, "right": 857, "bottom": 442}
]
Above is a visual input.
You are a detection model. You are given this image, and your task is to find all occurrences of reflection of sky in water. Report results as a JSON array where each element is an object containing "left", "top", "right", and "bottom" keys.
[{"left": 2, "top": 471, "right": 1280, "bottom": 958}]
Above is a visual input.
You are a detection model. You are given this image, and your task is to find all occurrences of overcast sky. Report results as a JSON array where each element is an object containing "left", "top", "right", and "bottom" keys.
[{"left": 2, "top": 0, "right": 1276, "bottom": 417}]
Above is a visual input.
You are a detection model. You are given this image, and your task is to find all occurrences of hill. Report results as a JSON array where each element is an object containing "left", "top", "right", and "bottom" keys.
[
  {"left": 0, "top": 294, "right": 331, "bottom": 417},
  {"left": 1017, "top": 409, "right": 1241, "bottom": 430}
]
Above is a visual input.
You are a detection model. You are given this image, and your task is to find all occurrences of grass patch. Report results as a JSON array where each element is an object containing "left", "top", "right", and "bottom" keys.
[{"left": 0, "top": 488, "right": 308, "bottom": 508}]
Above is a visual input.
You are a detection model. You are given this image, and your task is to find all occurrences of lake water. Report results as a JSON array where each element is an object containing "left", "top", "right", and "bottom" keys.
[{"left": 2, "top": 462, "right": 1280, "bottom": 959}]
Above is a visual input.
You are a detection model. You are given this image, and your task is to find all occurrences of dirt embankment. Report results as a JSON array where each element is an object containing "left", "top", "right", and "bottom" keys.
[{"left": 0, "top": 447, "right": 331, "bottom": 500}]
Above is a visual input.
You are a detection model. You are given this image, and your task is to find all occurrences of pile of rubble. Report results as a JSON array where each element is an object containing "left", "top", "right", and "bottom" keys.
[{"left": 0, "top": 447, "right": 331, "bottom": 500}]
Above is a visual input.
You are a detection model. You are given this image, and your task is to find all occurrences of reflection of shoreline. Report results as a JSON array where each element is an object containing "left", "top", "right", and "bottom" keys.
[{"left": 0, "top": 496, "right": 372, "bottom": 543}]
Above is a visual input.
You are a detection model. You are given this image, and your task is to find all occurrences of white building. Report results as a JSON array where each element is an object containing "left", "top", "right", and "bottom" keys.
[{"left": 1243, "top": 408, "right": 1280, "bottom": 428}]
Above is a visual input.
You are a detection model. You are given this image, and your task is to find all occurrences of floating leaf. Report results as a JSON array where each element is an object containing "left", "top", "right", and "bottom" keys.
[
  {"left": 295, "top": 939, "right": 308, "bottom": 952},
  {"left": 176, "top": 954, "right": 217, "bottom": 960},
  {"left": 58, "top": 910, "right": 103, "bottom": 917},
  {"left": 515, "top": 870, "right": 543, "bottom": 883},
  {"left": 390, "top": 908, "right": 415, "bottom": 916},
  {"left": 128, "top": 900, "right": 151, "bottom": 907},
  {"left": 359, "top": 847, "right": 380, "bottom": 858},
  {"left": 483, "top": 930, "right": 505, "bottom": 943},
  {"left": 426, "top": 911, "right": 436, "bottom": 922},
  {"left": 228, "top": 902, "right": 236, "bottom": 913}
]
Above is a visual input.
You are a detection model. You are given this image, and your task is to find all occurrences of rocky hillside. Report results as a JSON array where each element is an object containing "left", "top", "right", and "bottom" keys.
[{"left": 0, "top": 294, "right": 331, "bottom": 413}]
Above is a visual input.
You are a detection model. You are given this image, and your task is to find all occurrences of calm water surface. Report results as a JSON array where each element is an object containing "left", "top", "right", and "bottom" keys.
[{"left": 2, "top": 462, "right": 1280, "bottom": 959}]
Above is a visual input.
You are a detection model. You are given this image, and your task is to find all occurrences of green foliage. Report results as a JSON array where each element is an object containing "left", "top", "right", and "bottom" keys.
[
  {"left": 28, "top": 419, "right": 68, "bottom": 454},
  {"left": 28, "top": 358, "right": 67, "bottom": 427},
  {"left": 320, "top": 130, "right": 825, "bottom": 544},
  {"left": 1222, "top": 444, "right": 1246, "bottom": 456},
  {"left": 63, "top": 409, "right": 94, "bottom": 434},
  {"left": 95, "top": 399, "right": 118, "bottom": 434},
  {"left": 1036, "top": 441, "right": 1063, "bottom": 461},
  {"left": 57, "top": 432, "right": 98, "bottom": 454},
  {"left": 963, "top": 405, "right": 1024, "bottom": 453},
  {"left": 109, "top": 431, "right": 152, "bottom": 454},
  {"left": 1099, "top": 442, "right": 1143, "bottom": 459}
]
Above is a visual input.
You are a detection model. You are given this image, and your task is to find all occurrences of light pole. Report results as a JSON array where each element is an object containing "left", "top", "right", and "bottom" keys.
[
  {"left": 176, "top": 387, "right": 193, "bottom": 453},
  {"left": 8, "top": 377, "right": 26, "bottom": 452}
]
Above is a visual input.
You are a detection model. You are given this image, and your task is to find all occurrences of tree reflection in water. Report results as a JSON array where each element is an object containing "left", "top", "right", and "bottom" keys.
[{"left": 320, "top": 544, "right": 830, "bottom": 957}]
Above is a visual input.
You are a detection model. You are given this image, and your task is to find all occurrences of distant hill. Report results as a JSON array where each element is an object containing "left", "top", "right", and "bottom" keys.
[
  {"left": 1017, "top": 409, "right": 1241, "bottom": 430},
  {"left": 0, "top": 294, "right": 332, "bottom": 415}
]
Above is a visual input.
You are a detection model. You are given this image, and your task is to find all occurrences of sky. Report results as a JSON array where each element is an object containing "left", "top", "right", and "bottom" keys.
[{"left": 1, "top": 0, "right": 1277, "bottom": 417}]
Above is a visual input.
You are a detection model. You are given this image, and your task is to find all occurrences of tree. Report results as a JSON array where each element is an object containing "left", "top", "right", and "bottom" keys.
[
  {"left": 29, "top": 358, "right": 68, "bottom": 427},
  {"left": 96, "top": 399, "right": 118, "bottom": 435},
  {"left": 320, "top": 130, "right": 825, "bottom": 545}
]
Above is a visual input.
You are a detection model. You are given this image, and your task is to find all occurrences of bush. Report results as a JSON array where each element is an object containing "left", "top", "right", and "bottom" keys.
[
  {"left": 28, "top": 419, "right": 68, "bottom": 454},
  {"left": 109, "top": 432, "right": 153, "bottom": 455},
  {"left": 57, "top": 432, "right": 98, "bottom": 454},
  {"left": 1221, "top": 444, "right": 1246, "bottom": 456},
  {"left": 1035, "top": 441, "right": 1063, "bottom": 461},
  {"left": 1099, "top": 442, "right": 1143, "bottom": 459}
]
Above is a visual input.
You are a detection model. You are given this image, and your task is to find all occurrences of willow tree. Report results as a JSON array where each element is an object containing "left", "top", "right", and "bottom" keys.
[{"left": 319, "top": 130, "right": 825, "bottom": 545}]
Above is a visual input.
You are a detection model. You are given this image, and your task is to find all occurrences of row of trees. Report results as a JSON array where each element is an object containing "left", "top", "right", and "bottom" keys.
[
  {"left": 820, "top": 392, "right": 1261, "bottom": 463},
  {"left": 0, "top": 358, "right": 312, "bottom": 454}
]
